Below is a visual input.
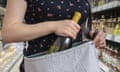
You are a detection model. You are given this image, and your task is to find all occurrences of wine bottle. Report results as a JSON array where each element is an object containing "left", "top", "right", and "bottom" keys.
[{"left": 48, "top": 11, "right": 82, "bottom": 54}]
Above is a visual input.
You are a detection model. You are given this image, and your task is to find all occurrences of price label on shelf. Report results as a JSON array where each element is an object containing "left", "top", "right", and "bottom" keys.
[
  {"left": 106, "top": 34, "right": 112, "bottom": 40},
  {"left": 103, "top": 4, "right": 107, "bottom": 10},
  {"left": 114, "top": 36, "right": 120, "bottom": 43}
]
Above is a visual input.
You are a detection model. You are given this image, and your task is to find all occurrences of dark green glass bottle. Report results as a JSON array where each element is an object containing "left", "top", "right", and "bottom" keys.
[{"left": 48, "top": 11, "right": 82, "bottom": 53}]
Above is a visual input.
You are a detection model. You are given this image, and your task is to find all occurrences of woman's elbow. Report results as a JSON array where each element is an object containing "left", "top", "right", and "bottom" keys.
[{"left": 1, "top": 30, "right": 14, "bottom": 43}]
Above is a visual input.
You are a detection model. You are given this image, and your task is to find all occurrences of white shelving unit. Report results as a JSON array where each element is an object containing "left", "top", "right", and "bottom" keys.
[
  {"left": 113, "top": 35, "right": 120, "bottom": 43},
  {"left": 2, "top": 52, "right": 23, "bottom": 72},
  {"left": 0, "top": 43, "right": 24, "bottom": 72},
  {"left": 106, "top": 34, "right": 120, "bottom": 43}
]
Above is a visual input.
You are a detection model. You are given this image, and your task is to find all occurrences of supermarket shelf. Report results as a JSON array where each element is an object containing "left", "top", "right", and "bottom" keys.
[
  {"left": 113, "top": 35, "right": 120, "bottom": 43},
  {"left": 92, "top": 1, "right": 120, "bottom": 13},
  {"left": 106, "top": 34, "right": 113, "bottom": 41},
  {"left": 99, "top": 60, "right": 109, "bottom": 72},
  {"left": 0, "top": 6, "right": 6, "bottom": 15},
  {"left": 106, "top": 34, "right": 120, "bottom": 43},
  {"left": 99, "top": 60, "right": 115, "bottom": 72},
  {"left": 1, "top": 42, "right": 24, "bottom": 72},
  {"left": 9, "top": 55, "right": 23, "bottom": 72},
  {"left": 2, "top": 52, "right": 23, "bottom": 72}
]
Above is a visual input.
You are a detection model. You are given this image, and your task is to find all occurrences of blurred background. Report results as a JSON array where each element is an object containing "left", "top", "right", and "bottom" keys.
[{"left": 0, "top": 0, "right": 120, "bottom": 72}]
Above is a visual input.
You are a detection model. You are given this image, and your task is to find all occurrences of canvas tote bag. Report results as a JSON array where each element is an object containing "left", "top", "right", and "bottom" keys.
[{"left": 24, "top": 41, "right": 101, "bottom": 72}]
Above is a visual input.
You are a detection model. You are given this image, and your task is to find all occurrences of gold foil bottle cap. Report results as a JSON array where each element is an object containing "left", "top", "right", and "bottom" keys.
[{"left": 72, "top": 11, "right": 82, "bottom": 23}]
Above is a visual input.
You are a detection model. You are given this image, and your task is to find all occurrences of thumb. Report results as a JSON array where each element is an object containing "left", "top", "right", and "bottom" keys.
[{"left": 89, "top": 29, "right": 98, "bottom": 40}]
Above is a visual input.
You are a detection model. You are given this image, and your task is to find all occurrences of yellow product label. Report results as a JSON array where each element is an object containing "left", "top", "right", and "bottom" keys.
[
  {"left": 113, "top": 24, "right": 120, "bottom": 35},
  {"left": 113, "top": 29, "right": 118, "bottom": 35},
  {"left": 114, "top": 30, "right": 120, "bottom": 36}
]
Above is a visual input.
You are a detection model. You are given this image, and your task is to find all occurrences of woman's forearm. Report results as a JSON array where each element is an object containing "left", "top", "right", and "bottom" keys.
[
  {"left": 2, "top": 0, "right": 80, "bottom": 43},
  {"left": 2, "top": 21, "right": 54, "bottom": 43}
]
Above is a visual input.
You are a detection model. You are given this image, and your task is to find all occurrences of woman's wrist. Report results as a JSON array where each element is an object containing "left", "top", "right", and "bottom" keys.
[{"left": 41, "top": 21, "right": 56, "bottom": 34}]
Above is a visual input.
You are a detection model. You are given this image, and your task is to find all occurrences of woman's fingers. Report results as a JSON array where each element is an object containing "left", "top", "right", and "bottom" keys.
[
  {"left": 94, "top": 30, "right": 102, "bottom": 42},
  {"left": 53, "top": 20, "right": 80, "bottom": 39},
  {"left": 92, "top": 29, "right": 106, "bottom": 47},
  {"left": 66, "top": 20, "right": 80, "bottom": 33},
  {"left": 99, "top": 39, "right": 106, "bottom": 47},
  {"left": 63, "top": 30, "right": 76, "bottom": 39},
  {"left": 73, "top": 21, "right": 81, "bottom": 31}
]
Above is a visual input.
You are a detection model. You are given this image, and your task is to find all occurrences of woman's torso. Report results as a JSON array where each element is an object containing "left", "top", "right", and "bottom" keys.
[{"left": 24, "top": 0, "right": 91, "bottom": 56}]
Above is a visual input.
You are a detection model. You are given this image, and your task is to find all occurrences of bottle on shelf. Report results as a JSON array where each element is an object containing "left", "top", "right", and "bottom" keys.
[
  {"left": 117, "top": 56, "right": 120, "bottom": 71},
  {"left": 113, "top": 24, "right": 120, "bottom": 36},
  {"left": 105, "top": 15, "right": 114, "bottom": 34},
  {"left": 98, "top": 0, "right": 105, "bottom": 6},
  {"left": 101, "top": 40, "right": 120, "bottom": 72},
  {"left": 48, "top": 11, "right": 82, "bottom": 54},
  {"left": 94, "top": 0, "right": 98, "bottom": 7},
  {"left": 98, "top": 0, "right": 101, "bottom": 6},
  {"left": 90, "top": 0, "right": 94, "bottom": 8},
  {"left": 101, "top": 0, "right": 105, "bottom": 5},
  {"left": 100, "top": 15, "right": 106, "bottom": 32},
  {"left": 92, "top": 17, "right": 98, "bottom": 30},
  {"left": 118, "top": 17, "right": 120, "bottom": 36}
]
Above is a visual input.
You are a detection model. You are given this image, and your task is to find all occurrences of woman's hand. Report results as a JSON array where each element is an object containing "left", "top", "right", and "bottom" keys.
[
  {"left": 52, "top": 20, "right": 80, "bottom": 39},
  {"left": 93, "top": 30, "right": 106, "bottom": 48}
]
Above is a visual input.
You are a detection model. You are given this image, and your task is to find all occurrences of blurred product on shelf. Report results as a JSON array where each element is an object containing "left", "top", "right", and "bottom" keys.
[
  {"left": 0, "top": 50, "right": 6, "bottom": 70},
  {"left": 113, "top": 24, "right": 120, "bottom": 36},
  {"left": 98, "top": 0, "right": 105, "bottom": 6},
  {"left": 113, "top": 17, "right": 120, "bottom": 36},
  {"left": 96, "top": 39, "right": 120, "bottom": 72},
  {"left": 90, "top": 0, "right": 116, "bottom": 8},
  {"left": 92, "top": 15, "right": 120, "bottom": 36},
  {"left": 91, "top": 0, "right": 120, "bottom": 72},
  {"left": 100, "top": 15, "right": 106, "bottom": 32},
  {"left": 0, "top": 45, "right": 16, "bottom": 71}
]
